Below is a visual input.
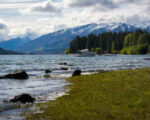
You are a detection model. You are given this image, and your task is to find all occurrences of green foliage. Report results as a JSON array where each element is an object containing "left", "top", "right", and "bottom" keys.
[
  {"left": 148, "top": 45, "right": 150, "bottom": 53},
  {"left": 138, "top": 33, "right": 150, "bottom": 45},
  {"left": 69, "top": 32, "right": 127, "bottom": 54},
  {"left": 64, "top": 48, "right": 71, "bottom": 54},
  {"left": 25, "top": 68, "right": 150, "bottom": 120},
  {"left": 90, "top": 48, "right": 95, "bottom": 52},
  {"left": 95, "top": 47, "right": 102, "bottom": 54},
  {"left": 67, "top": 30, "right": 150, "bottom": 54},
  {"left": 121, "top": 44, "right": 148, "bottom": 55},
  {"left": 127, "top": 46, "right": 138, "bottom": 55},
  {"left": 124, "top": 33, "right": 137, "bottom": 47},
  {"left": 121, "top": 48, "right": 127, "bottom": 54},
  {"left": 111, "top": 41, "right": 115, "bottom": 52},
  {"left": 136, "top": 44, "right": 148, "bottom": 54}
]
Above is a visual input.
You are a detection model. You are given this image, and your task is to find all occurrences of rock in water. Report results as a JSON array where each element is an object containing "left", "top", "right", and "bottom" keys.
[
  {"left": 60, "top": 67, "right": 69, "bottom": 70},
  {"left": 0, "top": 71, "right": 28, "bottom": 79},
  {"left": 59, "top": 62, "right": 67, "bottom": 65},
  {"left": 72, "top": 70, "right": 81, "bottom": 76},
  {"left": 45, "top": 70, "right": 52, "bottom": 74},
  {"left": 9, "top": 94, "right": 35, "bottom": 103}
]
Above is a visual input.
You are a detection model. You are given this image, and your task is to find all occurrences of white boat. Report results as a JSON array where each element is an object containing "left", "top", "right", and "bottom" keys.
[{"left": 76, "top": 49, "right": 96, "bottom": 57}]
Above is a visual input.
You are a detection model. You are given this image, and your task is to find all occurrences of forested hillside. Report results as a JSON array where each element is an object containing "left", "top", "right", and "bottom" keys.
[{"left": 65, "top": 30, "right": 150, "bottom": 54}]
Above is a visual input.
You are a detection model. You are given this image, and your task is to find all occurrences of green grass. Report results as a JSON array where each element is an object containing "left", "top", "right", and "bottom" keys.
[{"left": 25, "top": 68, "right": 150, "bottom": 120}]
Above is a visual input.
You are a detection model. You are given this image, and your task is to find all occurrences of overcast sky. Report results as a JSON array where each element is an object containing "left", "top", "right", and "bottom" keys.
[{"left": 0, "top": 0, "right": 150, "bottom": 41}]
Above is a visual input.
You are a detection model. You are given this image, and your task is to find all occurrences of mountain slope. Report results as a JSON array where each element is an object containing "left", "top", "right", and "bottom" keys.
[
  {"left": 16, "top": 23, "right": 148, "bottom": 53},
  {"left": 0, "top": 37, "right": 31, "bottom": 50},
  {"left": 0, "top": 48, "right": 21, "bottom": 55}
]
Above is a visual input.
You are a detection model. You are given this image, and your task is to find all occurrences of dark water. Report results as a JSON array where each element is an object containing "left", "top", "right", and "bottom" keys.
[{"left": 0, "top": 54, "right": 150, "bottom": 120}]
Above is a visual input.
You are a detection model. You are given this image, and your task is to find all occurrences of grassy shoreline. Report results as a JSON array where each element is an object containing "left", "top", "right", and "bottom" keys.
[{"left": 25, "top": 68, "right": 150, "bottom": 120}]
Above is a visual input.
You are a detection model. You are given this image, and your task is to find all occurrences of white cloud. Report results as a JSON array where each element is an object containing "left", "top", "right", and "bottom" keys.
[
  {"left": 0, "top": 19, "right": 9, "bottom": 41},
  {"left": 0, "top": 0, "right": 150, "bottom": 41},
  {"left": 20, "top": 0, "right": 61, "bottom": 14},
  {"left": 0, "top": 0, "right": 42, "bottom": 3}
]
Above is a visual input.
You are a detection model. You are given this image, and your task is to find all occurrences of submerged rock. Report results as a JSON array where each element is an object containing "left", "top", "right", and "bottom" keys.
[
  {"left": 44, "top": 74, "right": 51, "bottom": 78},
  {"left": 8, "top": 94, "right": 35, "bottom": 103},
  {"left": 45, "top": 69, "right": 52, "bottom": 74},
  {"left": 0, "top": 71, "right": 28, "bottom": 79},
  {"left": 59, "top": 62, "right": 67, "bottom": 65},
  {"left": 60, "top": 67, "right": 69, "bottom": 70},
  {"left": 72, "top": 70, "right": 81, "bottom": 76}
]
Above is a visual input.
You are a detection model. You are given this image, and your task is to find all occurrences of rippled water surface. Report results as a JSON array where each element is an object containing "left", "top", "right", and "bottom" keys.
[{"left": 0, "top": 54, "right": 150, "bottom": 119}]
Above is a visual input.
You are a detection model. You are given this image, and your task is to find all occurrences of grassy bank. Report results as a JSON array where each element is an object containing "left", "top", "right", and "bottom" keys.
[{"left": 25, "top": 68, "right": 150, "bottom": 120}]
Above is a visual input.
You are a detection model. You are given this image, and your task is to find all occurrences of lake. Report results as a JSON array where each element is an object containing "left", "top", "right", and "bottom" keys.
[{"left": 0, "top": 54, "right": 150, "bottom": 120}]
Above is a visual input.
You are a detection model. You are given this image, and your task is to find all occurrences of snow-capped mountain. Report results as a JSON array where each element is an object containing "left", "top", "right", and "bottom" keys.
[{"left": 13, "top": 22, "right": 150, "bottom": 53}]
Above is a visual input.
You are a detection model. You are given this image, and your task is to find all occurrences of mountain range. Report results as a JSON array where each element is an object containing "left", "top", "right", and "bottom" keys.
[
  {"left": 0, "top": 37, "right": 31, "bottom": 51},
  {"left": 0, "top": 22, "right": 150, "bottom": 54}
]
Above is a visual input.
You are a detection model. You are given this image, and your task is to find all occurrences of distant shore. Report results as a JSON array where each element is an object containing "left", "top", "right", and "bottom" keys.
[{"left": 24, "top": 68, "right": 150, "bottom": 120}]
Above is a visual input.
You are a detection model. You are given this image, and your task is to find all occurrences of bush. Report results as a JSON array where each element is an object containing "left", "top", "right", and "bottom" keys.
[
  {"left": 126, "top": 46, "right": 138, "bottom": 55},
  {"left": 121, "top": 45, "right": 148, "bottom": 55},
  {"left": 136, "top": 44, "right": 148, "bottom": 54},
  {"left": 138, "top": 34, "right": 150, "bottom": 45},
  {"left": 90, "top": 48, "right": 95, "bottom": 52},
  {"left": 95, "top": 48, "right": 102, "bottom": 54},
  {"left": 112, "top": 51, "right": 119, "bottom": 54},
  {"left": 65, "top": 48, "right": 71, "bottom": 54},
  {"left": 121, "top": 48, "right": 127, "bottom": 54}
]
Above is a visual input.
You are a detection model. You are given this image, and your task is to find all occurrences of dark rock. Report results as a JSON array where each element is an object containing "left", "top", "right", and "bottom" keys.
[
  {"left": 72, "top": 70, "right": 81, "bottom": 76},
  {"left": 59, "top": 62, "right": 67, "bottom": 65},
  {"left": 0, "top": 71, "right": 28, "bottom": 79},
  {"left": 8, "top": 94, "right": 35, "bottom": 103},
  {"left": 60, "top": 67, "right": 69, "bottom": 70},
  {"left": 45, "top": 70, "right": 52, "bottom": 74}
]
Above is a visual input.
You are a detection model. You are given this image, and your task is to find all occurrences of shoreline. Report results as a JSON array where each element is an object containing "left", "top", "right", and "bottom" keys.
[
  {"left": 0, "top": 54, "right": 149, "bottom": 120},
  {"left": 24, "top": 68, "right": 150, "bottom": 120}
]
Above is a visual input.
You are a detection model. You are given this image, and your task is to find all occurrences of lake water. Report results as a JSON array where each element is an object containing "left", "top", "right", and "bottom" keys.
[{"left": 0, "top": 54, "right": 150, "bottom": 120}]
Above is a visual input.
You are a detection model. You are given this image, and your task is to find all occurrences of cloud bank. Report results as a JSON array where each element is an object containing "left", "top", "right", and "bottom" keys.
[
  {"left": 0, "top": 0, "right": 150, "bottom": 41},
  {"left": 20, "top": 0, "right": 61, "bottom": 14},
  {"left": 0, "top": 22, "right": 9, "bottom": 41}
]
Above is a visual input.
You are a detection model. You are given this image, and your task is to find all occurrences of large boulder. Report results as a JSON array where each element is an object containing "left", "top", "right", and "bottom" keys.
[
  {"left": 72, "top": 70, "right": 81, "bottom": 76},
  {"left": 8, "top": 94, "right": 35, "bottom": 103},
  {"left": 0, "top": 71, "right": 28, "bottom": 79}
]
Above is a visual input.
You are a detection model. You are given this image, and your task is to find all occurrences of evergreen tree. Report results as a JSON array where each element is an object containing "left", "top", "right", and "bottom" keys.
[
  {"left": 67, "top": 30, "right": 150, "bottom": 55},
  {"left": 111, "top": 41, "right": 115, "bottom": 53}
]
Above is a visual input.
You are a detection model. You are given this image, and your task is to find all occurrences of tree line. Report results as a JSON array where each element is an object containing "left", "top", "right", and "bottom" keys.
[{"left": 65, "top": 30, "right": 150, "bottom": 54}]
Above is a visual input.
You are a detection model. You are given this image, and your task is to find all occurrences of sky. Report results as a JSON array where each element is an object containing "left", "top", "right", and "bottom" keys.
[{"left": 0, "top": 0, "right": 150, "bottom": 41}]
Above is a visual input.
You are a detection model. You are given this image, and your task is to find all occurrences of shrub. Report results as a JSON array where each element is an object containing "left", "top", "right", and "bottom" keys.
[
  {"left": 126, "top": 46, "right": 138, "bottom": 55},
  {"left": 65, "top": 48, "right": 71, "bottom": 54},
  {"left": 136, "top": 44, "right": 148, "bottom": 54},
  {"left": 121, "top": 48, "right": 127, "bottom": 54},
  {"left": 121, "top": 45, "right": 148, "bottom": 55},
  {"left": 90, "top": 48, "right": 95, "bottom": 52},
  {"left": 95, "top": 48, "right": 102, "bottom": 54}
]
